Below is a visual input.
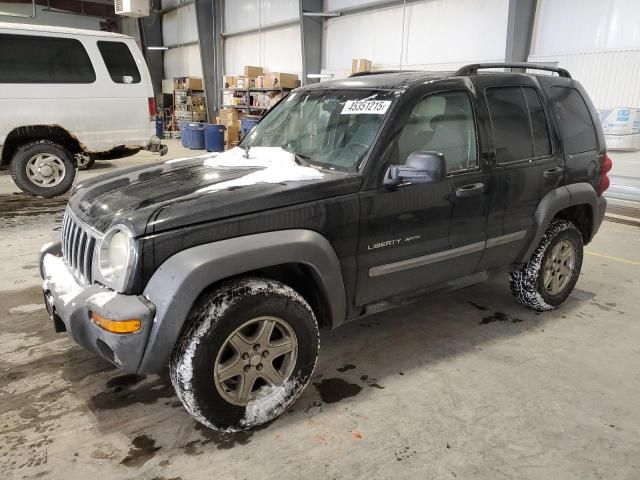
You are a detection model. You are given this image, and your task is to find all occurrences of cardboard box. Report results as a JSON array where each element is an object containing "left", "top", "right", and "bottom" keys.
[
  {"left": 598, "top": 108, "right": 640, "bottom": 151},
  {"left": 351, "top": 59, "right": 372, "bottom": 74},
  {"left": 223, "top": 75, "right": 236, "bottom": 88},
  {"left": 173, "top": 76, "right": 203, "bottom": 90},
  {"left": 263, "top": 72, "right": 298, "bottom": 89},
  {"left": 244, "top": 66, "right": 263, "bottom": 78},
  {"left": 219, "top": 108, "right": 239, "bottom": 128},
  {"left": 236, "top": 76, "right": 257, "bottom": 89}
]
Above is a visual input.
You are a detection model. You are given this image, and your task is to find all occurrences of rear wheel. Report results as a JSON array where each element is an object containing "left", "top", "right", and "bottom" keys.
[
  {"left": 170, "top": 277, "right": 319, "bottom": 431},
  {"left": 10, "top": 140, "right": 76, "bottom": 197},
  {"left": 510, "top": 219, "right": 583, "bottom": 311}
]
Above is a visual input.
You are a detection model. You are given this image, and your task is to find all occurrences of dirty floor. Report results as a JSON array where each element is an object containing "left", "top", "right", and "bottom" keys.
[{"left": 1, "top": 143, "right": 640, "bottom": 479}]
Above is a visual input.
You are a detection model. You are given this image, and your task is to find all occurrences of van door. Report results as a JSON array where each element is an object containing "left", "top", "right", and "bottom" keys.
[
  {"left": 473, "top": 77, "right": 561, "bottom": 269},
  {"left": 356, "top": 87, "right": 490, "bottom": 305}
]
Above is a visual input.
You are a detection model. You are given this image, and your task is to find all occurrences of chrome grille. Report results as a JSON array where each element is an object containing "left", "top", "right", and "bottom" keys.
[{"left": 61, "top": 208, "right": 97, "bottom": 284}]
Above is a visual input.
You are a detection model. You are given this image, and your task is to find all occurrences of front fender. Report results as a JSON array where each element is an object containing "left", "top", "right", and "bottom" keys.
[{"left": 138, "top": 229, "right": 346, "bottom": 373}]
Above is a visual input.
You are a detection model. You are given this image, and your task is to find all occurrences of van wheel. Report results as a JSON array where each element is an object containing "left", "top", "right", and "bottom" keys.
[
  {"left": 170, "top": 278, "right": 319, "bottom": 431},
  {"left": 10, "top": 140, "right": 76, "bottom": 197},
  {"left": 510, "top": 219, "right": 583, "bottom": 311},
  {"left": 75, "top": 153, "right": 96, "bottom": 170}
]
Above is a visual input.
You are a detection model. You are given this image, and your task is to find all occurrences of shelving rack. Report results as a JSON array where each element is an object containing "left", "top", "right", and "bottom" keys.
[{"left": 221, "top": 87, "right": 293, "bottom": 114}]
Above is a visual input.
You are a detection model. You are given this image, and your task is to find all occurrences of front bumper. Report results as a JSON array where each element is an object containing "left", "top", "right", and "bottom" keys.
[{"left": 39, "top": 243, "right": 155, "bottom": 372}]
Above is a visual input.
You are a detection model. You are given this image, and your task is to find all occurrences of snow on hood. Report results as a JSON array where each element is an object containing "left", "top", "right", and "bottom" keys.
[{"left": 199, "top": 146, "right": 323, "bottom": 193}]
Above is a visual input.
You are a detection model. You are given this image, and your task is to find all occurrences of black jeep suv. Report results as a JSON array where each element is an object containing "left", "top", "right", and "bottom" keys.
[{"left": 40, "top": 63, "right": 611, "bottom": 431}]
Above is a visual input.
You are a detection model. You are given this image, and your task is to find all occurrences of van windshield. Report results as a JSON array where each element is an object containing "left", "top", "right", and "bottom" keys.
[{"left": 241, "top": 90, "right": 394, "bottom": 171}]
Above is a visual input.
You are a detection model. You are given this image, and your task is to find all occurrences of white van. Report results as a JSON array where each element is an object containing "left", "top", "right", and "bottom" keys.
[{"left": 0, "top": 23, "right": 166, "bottom": 197}]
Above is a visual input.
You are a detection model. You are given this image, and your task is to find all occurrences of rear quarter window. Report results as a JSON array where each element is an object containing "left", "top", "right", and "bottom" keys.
[
  {"left": 551, "top": 87, "right": 598, "bottom": 154},
  {"left": 97, "top": 41, "right": 141, "bottom": 84},
  {"left": 0, "top": 33, "right": 95, "bottom": 84}
]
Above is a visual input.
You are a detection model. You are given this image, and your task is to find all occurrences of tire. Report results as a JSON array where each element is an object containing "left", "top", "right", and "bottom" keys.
[
  {"left": 10, "top": 140, "right": 76, "bottom": 197},
  {"left": 76, "top": 153, "right": 96, "bottom": 170},
  {"left": 170, "top": 277, "right": 319, "bottom": 431},
  {"left": 510, "top": 219, "right": 583, "bottom": 311}
]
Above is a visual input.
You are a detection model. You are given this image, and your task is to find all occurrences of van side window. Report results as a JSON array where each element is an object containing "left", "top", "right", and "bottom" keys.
[
  {"left": 0, "top": 34, "right": 95, "bottom": 84},
  {"left": 550, "top": 87, "right": 598, "bottom": 154},
  {"left": 97, "top": 41, "right": 141, "bottom": 84},
  {"left": 397, "top": 91, "right": 478, "bottom": 173},
  {"left": 485, "top": 86, "right": 552, "bottom": 163}
]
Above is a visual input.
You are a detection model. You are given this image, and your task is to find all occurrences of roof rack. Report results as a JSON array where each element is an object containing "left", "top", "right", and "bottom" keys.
[
  {"left": 455, "top": 62, "right": 571, "bottom": 78},
  {"left": 349, "top": 70, "right": 415, "bottom": 78}
]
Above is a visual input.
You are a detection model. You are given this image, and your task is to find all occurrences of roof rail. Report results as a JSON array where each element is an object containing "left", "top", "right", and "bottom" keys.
[
  {"left": 455, "top": 62, "right": 571, "bottom": 78},
  {"left": 349, "top": 70, "right": 414, "bottom": 78}
]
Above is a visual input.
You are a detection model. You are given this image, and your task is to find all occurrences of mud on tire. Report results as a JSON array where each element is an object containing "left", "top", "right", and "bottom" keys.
[
  {"left": 510, "top": 219, "right": 583, "bottom": 311},
  {"left": 170, "top": 277, "right": 319, "bottom": 431}
]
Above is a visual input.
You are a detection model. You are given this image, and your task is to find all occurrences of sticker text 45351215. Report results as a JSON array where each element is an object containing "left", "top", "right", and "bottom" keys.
[{"left": 341, "top": 100, "right": 391, "bottom": 115}]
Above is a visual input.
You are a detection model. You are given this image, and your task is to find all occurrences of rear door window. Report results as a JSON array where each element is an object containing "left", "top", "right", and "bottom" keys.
[
  {"left": 485, "top": 86, "right": 552, "bottom": 163},
  {"left": 0, "top": 33, "right": 95, "bottom": 84},
  {"left": 97, "top": 41, "right": 141, "bottom": 84},
  {"left": 550, "top": 87, "right": 598, "bottom": 154}
]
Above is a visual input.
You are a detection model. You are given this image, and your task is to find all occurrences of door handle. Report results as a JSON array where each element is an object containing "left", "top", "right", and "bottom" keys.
[
  {"left": 543, "top": 167, "right": 564, "bottom": 179},
  {"left": 455, "top": 183, "right": 485, "bottom": 198}
]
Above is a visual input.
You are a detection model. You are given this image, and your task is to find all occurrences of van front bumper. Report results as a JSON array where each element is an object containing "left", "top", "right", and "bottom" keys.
[{"left": 39, "top": 243, "right": 155, "bottom": 372}]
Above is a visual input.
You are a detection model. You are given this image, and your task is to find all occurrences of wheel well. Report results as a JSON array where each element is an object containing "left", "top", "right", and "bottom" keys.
[
  {"left": 1, "top": 125, "right": 83, "bottom": 165},
  {"left": 554, "top": 204, "right": 593, "bottom": 243},
  {"left": 195, "top": 263, "right": 333, "bottom": 330}
]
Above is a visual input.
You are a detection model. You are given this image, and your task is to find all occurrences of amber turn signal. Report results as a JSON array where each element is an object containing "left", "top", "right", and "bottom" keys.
[{"left": 91, "top": 312, "right": 141, "bottom": 334}]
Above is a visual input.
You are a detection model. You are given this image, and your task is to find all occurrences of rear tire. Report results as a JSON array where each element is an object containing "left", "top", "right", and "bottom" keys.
[
  {"left": 10, "top": 140, "right": 76, "bottom": 197},
  {"left": 510, "top": 219, "right": 583, "bottom": 311},
  {"left": 170, "top": 277, "right": 319, "bottom": 431}
]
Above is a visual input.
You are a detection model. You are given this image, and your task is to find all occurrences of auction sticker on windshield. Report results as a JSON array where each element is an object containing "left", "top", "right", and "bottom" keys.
[{"left": 341, "top": 100, "right": 391, "bottom": 115}]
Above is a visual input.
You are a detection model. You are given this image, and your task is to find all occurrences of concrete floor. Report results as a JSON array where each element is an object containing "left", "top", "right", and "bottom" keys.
[{"left": 1, "top": 142, "right": 640, "bottom": 479}]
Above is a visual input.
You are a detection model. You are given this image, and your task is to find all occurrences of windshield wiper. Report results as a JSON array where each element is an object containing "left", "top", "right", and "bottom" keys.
[{"left": 281, "top": 143, "right": 311, "bottom": 166}]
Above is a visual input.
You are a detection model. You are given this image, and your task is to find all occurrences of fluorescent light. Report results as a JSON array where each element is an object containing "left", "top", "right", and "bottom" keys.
[
  {"left": 147, "top": 46, "right": 169, "bottom": 50},
  {"left": 307, "top": 73, "right": 334, "bottom": 79}
]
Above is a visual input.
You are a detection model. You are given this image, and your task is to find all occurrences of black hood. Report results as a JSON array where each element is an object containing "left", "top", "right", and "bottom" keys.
[{"left": 68, "top": 150, "right": 362, "bottom": 235}]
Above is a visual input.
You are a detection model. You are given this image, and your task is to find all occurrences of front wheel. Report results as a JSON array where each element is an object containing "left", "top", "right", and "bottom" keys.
[
  {"left": 10, "top": 140, "right": 76, "bottom": 197},
  {"left": 170, "top": 278, "right": 319, "bottom": 431},
  {"left": 510, "top": 219, "right": 584, "bottom": 311}
]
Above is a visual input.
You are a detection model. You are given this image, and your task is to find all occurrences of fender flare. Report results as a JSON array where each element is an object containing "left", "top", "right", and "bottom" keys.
[
  {"left": 517, "top": 183, "right": 600, "bottom": 263},
  {"left": 138, "top": 229, "right": 346, "bottom": 373}
]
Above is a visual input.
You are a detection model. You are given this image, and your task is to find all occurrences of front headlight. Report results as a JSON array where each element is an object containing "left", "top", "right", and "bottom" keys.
[{"left": 98, "top": 225, "right": 136, "bottom": 291}]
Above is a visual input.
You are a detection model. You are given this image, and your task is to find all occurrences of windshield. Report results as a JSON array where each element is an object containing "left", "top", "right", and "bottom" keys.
[{"left": 240, "top": 89, "right": 394, "bottom": 171}]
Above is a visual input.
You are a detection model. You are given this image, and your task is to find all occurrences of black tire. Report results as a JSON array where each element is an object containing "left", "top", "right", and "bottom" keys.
[
  {"left": 78, "top": 156, "right": 96, "bottom": 170},
  {"left": 10, "top": 140, "right": 76, "bottom": 197},
  {"left": 170, "top": 277, "right": 319, "bottom": 431},
  {"left": 510, "top": 219, "right": 583, "bottom": 311}
]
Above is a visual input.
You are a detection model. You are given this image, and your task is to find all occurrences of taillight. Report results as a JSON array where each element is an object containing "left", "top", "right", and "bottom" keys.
[
  {"left": 148, "top": 97, "right": 156, "bottom": 120},
  {"left": 597, "top": 152, "right": 613, "bottom": 196}
]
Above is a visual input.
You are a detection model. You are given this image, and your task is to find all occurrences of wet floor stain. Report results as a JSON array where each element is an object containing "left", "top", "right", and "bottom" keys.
[
  {"left": 369, "top": 383, "right": 385, "bottom": 389},
  {"left": 89, "top": 377, "right": 175, "bottom": 411},
  {"left": 181, "top": 422, "right": 268, "bottom": 453},
  {"left": 479, "top": 312, "right": 523, "bottom": 325},
  {"left": 120, "top": 435, "right": 161, "bottom": 467},
  {"left": 467, "top": 301, "right": 488, "bottom": 311},
  {"left": 336, "top": 364, "right": 356, "bottom": 372},
  {"left": 313, "top": 378, "right": 363, "bottom": 404},
  {"left": 570, "top": 289, "right": 596, "bottom": 301}
]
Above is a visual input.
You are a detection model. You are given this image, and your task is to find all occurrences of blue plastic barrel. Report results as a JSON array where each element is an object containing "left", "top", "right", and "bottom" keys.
[
  {"left": 155, "top": 116, "right": 164, "bottom": 138},
  {"left": 189, "top": 123, "right": 206, "bottom": 150},
  {"left": 241, "top": 117, "right": 260, "bottom": 138},
  {"left": 180, "top": 121, "right": 190, "bottom": 147},
  {"left": 204, "top": 124, "right": 225, "bottom": 152}
]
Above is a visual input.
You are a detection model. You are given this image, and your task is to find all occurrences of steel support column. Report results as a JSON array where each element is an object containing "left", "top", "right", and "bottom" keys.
[
  {"left": 195, "top": 0, "right": 223, "bottom": 121},
  {"left": 139, "top": 0, "right": 164, "bottom": 105},
  {"left": 300, "top": 0, "right": 323, "bottom": 85},
  {"left": 505, "top": 0, "right": 538, "bottom": 63}
]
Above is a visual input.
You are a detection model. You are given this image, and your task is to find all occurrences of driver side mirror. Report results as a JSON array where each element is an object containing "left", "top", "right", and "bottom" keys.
[{"left": 383, "top": 151, "right": 446, "bottom": 187}]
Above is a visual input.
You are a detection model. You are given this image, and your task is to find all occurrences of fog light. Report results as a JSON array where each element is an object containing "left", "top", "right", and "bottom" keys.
[{"left": 91, "top": 312, "right": 141, "bottom": 334}]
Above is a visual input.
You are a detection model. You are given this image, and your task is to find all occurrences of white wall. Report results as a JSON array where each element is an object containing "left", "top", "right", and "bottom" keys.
[
  {"left": 529, "top": 0, "right": 640, "bottom": 108},
  {"left": 222, "top": 0, "right": 302, "bottom": 77},
  {"left": 162, "top": 3, "right": 201, "bottom": 89},
  {"left": 322, "top": 0, "right": 509, "bottom": 78},
  {"left": 0, "top": 4, "right": 102, "bottom": 30}
]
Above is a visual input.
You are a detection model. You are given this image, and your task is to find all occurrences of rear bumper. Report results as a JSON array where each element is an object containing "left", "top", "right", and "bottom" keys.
[
  {"left": 591, "top": 195, "right": 607, "bottom": 241},
  {"left": 147, "top": 136, "right": 168, "bottom": 156},
  {"left": 39, "top": 243, "right": 155, "bottom": 372}
]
